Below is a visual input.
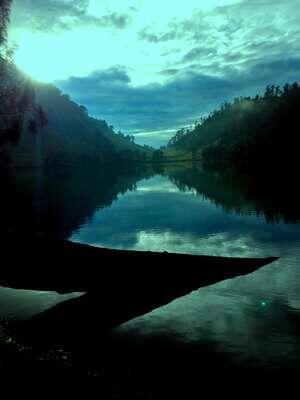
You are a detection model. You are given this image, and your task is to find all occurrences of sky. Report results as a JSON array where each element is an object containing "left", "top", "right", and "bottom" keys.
[{"left": 8, "top": 0, "right": 300, "bottom": 147}]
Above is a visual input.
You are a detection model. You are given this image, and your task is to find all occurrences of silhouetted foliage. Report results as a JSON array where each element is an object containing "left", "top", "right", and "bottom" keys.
[
  {"left": 37, "top": 105, "right": 48, "bottom": 127},
  {"left": 28, "top": 119, "right": 38, "bottom": 135},
  {"left": 1, "top": 82, "right": 152, "bottom": 166},
  {"left": 0, "top": 0, "right": 48, "bottom": 157},
  {"left": 0, "top": 64, "right": 48, "bottom": 149},
  {"left": 152, "top": 149, "right": 164, "bottom": 161},
  {"left": 167, "top": 83, "right": 300, "bottom": 171},
  {"left": 117, "top": 131, "right": 136, "bottom": 143},
  {"left": 79, "top": 105, "right": 88, "bottom": 114},
  {"left": 0, "top": 0, "right": 11, "bottom": 48}
]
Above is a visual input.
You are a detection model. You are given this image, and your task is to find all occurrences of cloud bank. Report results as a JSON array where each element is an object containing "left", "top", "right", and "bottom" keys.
[{"left": 11, "top": 0, "right": 133, "bottom": 32}]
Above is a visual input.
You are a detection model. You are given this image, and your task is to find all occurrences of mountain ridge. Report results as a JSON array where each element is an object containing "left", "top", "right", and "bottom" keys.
[
  {"left": 2, "top": 79, "right": 152, "bottom": 167},
  {"left": 164, "top": 83, "right": 300, "bottom": 170}
]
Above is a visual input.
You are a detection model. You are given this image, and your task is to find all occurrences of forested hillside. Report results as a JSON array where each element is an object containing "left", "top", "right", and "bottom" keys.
[
  {"left": 1, "top": 77, "right": 152, "bottom": 167},
  {"left": 166, "top": 83, "right": 300, "bottom": 170},
  {"left": 3, "top": 82, "right": 151, "bottom": 167}
]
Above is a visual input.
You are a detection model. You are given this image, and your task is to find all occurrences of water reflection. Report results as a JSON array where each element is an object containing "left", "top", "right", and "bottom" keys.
[
  {"left": 70, "top": 164, "right": 300, "bottom": 369},
  {"left": 166, "top": 163, "right": 300, "bottom": 223},
  {"left": 0, "top": 165, "right": 152, "bottom": 319},
  {"left": 0, "top": 287, "right": 82, "bottom": 320},
  {"left": 1, "top": 163, "right": 300, "bottom": 369},
  {"left": 71, "top": 172, "right": 300, "bottom": 257},
  {"left": 115, "top": 250, "right": 300, "bottom": 368},
  {"left": 0, "top": 165, "right": 153, "bottom": 239}
]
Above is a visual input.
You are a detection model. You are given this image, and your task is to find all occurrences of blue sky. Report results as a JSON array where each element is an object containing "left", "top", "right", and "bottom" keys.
[{"left": 9, "top": 0, "right": 300, "bottom": 147}]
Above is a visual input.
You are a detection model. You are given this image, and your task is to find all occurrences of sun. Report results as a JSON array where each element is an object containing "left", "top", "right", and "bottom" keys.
[
  {"left": 11, "top": 31, "right": 63, "bottom": 82},
  {"left": 11, "top": 29, "right": 111, "bottom": 83}
]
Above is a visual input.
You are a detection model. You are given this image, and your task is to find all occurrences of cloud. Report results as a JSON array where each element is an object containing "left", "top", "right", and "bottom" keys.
[
  {"left": 160, "top": 69, "right": 180, "bottom": 77},
  {"left": 138, "top": 25, "right": 179, "bottom": 43},
  {"left": 182, "top": 47, "right": 217, "bottom": 63},
  {"left": 71, "top": 172, "right": 300, "bottom": 253},
  {"left": 137, "top": 0, "right": 300, "bottom": 74},
  {"left": 56, "top": 67, "right": 235, "bottom": 147},
  {"left": 11, "top": 0, "right": 132, "bottom": 32},
  {"left": 56, "top": 52, "right": 300, "bottom": 147},
  {"left": 102, "top": 12, "right": 131, "bottom": 29}
]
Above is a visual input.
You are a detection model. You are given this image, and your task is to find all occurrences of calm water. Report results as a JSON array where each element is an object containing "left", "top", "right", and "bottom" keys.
[{"left": 1, "top": 164, "right": 300, "bottom": 369}]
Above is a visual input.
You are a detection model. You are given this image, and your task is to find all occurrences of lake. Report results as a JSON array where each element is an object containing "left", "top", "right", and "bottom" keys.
[{"left": 1, "top": 163, "right": 300, "bottom": 372}]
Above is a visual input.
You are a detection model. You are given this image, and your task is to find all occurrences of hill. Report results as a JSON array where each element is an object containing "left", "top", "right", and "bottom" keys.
[
  {"left": 1, "top": 80, "right": 152, "bottom": 168},
  {"left": 165, "top": 83, "right": 300, "bottom": 170}
]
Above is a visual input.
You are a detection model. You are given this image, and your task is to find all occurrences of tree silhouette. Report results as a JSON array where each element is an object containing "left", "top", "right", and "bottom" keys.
[
  {"left": 0, "top": 0, "right": 11, "bottom": 48},
  {"left": 152, "top": 149, "right": 164, "bottom": 161},
  {"left": 0, "top": 0, "right": 48, "bottom": 161},
  {"left": 167, "top": 83, "right": 300, "bottom": 172}
]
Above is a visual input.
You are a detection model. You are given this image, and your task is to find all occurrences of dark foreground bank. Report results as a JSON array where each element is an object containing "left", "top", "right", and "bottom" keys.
[
  {"left": 0, "top": 232, "right": 277, "bottom": 337},
  {"left": 0, "top": 233, "right": 281, "bottom": 398},
  {"left": 1, "top": 313, "right": 297, "bottom": 399}
]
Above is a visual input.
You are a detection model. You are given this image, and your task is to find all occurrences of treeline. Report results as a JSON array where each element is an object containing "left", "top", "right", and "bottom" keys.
[
  {"left": 164, "top": 164, "right": 300, "bottom": 224},
  {"left": 167, "top": 83, "right": 300, "bottom": 170},
  {"left": 4, "top": 82, "right": 153, "bottom": 167},
  {"left": 0, "top": 68, "right": 151, "bottom": 167}
]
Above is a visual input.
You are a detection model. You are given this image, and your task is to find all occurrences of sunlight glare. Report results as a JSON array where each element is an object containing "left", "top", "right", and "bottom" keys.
[{"left": 12, "top": 28, "right": 113, "bottom": 82}]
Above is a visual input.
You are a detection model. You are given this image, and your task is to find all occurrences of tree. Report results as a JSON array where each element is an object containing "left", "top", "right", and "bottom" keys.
[
  {"left": 0, "top": 0, "right": 11, "bottom": 49},
  {"left": 125, "top": 134, "right": 135, "bottom": 142},
  {"left": 79, "top": 105, "right": 88, "bottom": 115},
  {"left": 0, "top": 0, "right": 47, "bottom": 159},
  {"left": 28, "top": 119, "right": 38, "bottom": 135},
  {"left": 166, "top": 83, "right": 300, "bottom": 171},
  {"left": 283, "top": 83, "right": 291, "bottom": 96},
  {"left": 152, "top": 149, "right": 164, "bottom": 161},
  {"left": 37, "top": 105, "right": 48, "bottom": 127}
]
